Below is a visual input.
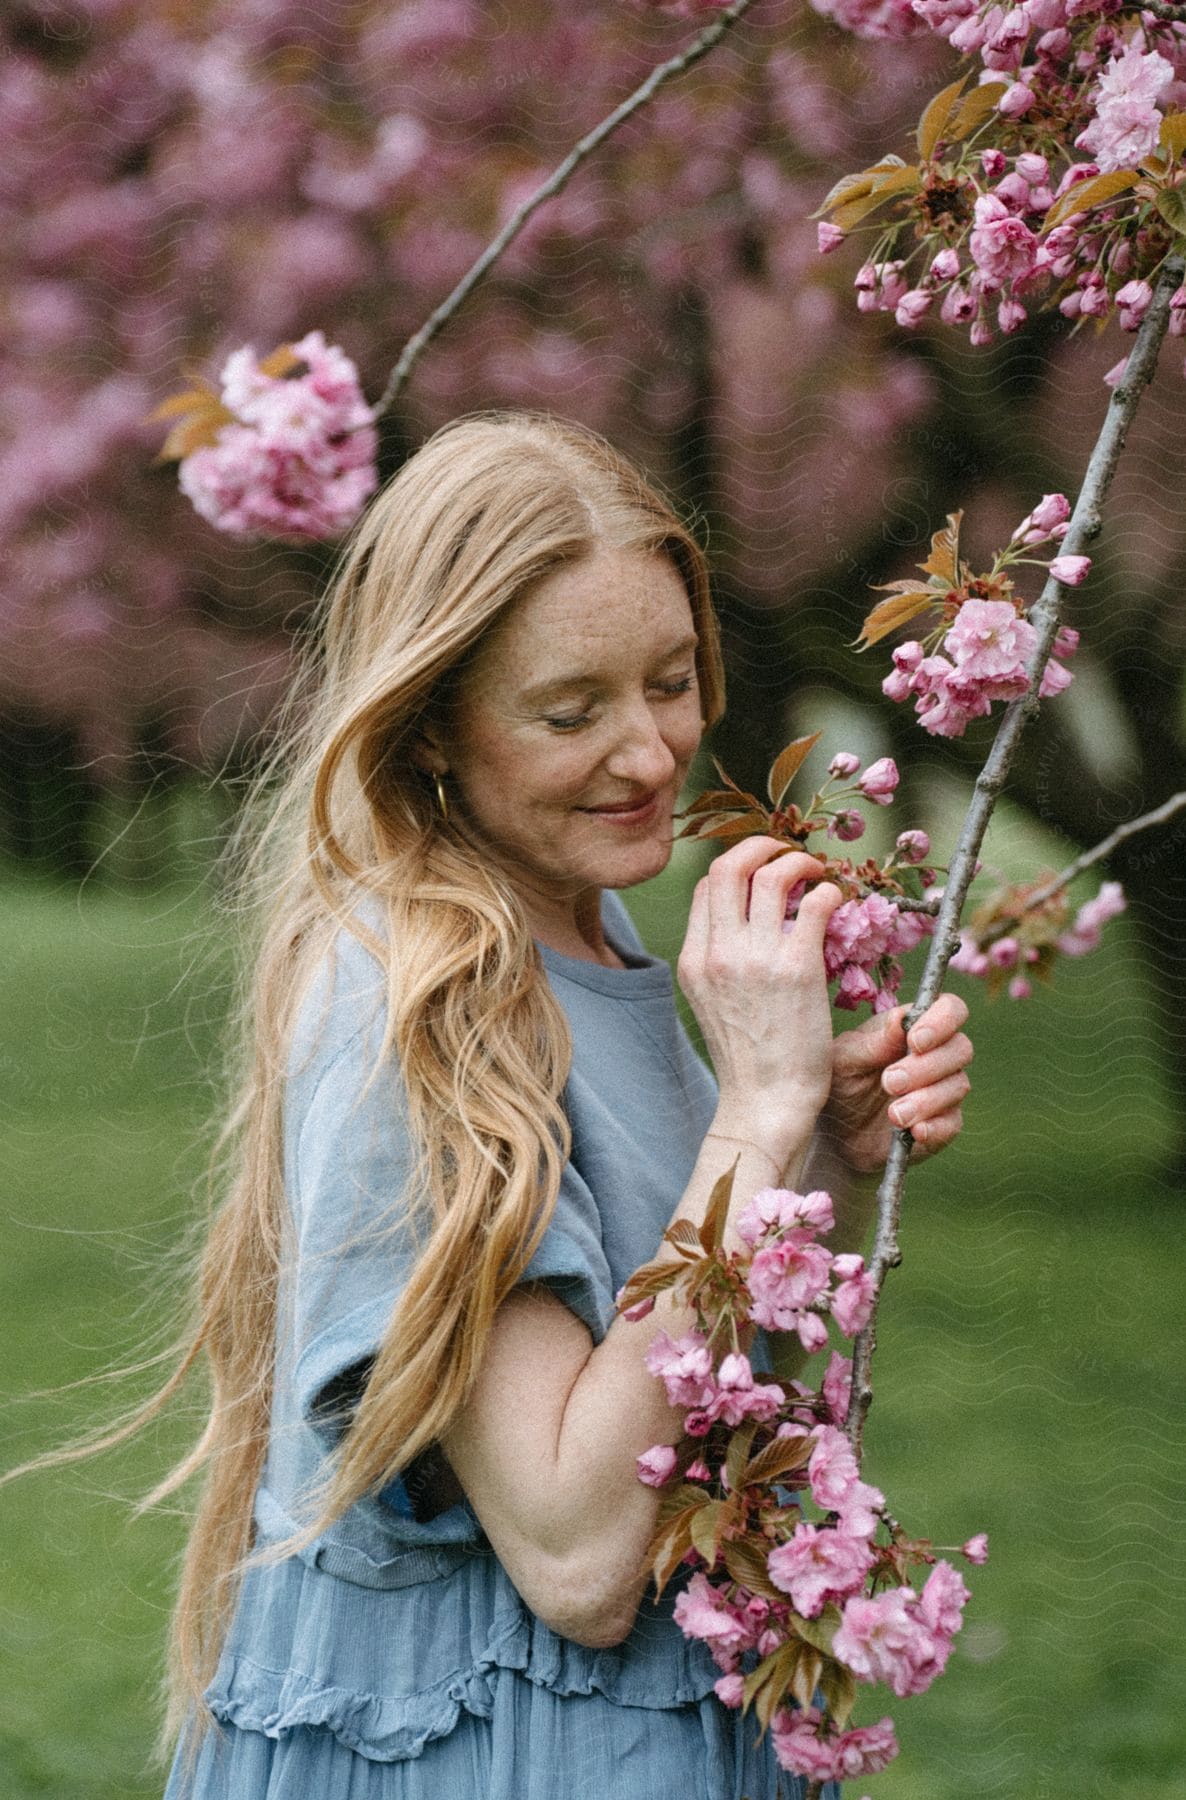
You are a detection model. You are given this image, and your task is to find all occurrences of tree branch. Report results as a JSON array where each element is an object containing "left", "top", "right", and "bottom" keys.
[
  {"left": 842, "top": 253, "right": 1184, "bottom": 1462},
  {"left": 1015, "top": 790, "right": 1186, "bottom": 912},
  {"left": 370, "top": 0, "right": 759, "bottom": 420}
]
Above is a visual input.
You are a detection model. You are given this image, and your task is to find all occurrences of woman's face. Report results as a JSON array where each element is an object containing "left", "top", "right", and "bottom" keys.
[{"left": 439, "top": 544, "right": 704, "bottom": 940}]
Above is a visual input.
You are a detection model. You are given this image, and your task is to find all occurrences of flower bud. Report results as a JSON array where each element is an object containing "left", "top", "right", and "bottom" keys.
[
  {"left": 858, "top": 757, "right": 899, "bottom": 803},
  {"left": 828, "top": 750, "right": 862, "bottom": 778},
  {"left": 895, "top": 829, "right": 931, "bottom": 863},
  {"left": 1049, "top": 554, "right": 1091, "bottom": 585},
  {"left": 817, "top": 220, "right": 845, "bottom": 255}
]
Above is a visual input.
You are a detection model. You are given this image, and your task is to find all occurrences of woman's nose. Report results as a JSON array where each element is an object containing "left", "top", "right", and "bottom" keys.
[{"left": 604, "top": 704, "right": 678, "bottom": 788}]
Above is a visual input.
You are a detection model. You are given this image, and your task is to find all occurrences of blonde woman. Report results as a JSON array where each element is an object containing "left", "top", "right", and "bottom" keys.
[{"left": 118, "top": 411, "right": 972, "bottom": 1797}]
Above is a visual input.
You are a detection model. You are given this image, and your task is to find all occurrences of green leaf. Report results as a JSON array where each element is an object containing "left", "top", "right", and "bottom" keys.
[
  {"left": 1155, "top": 185, "right": 1186, "bottom": 236},
  {"left": 917, "top": 75, "right": 970, "bottom": 162},
  {"left": 787, "top": 1602, "right": 841, "bottom": 1657},
  {"left": 1044, "top": 168, "right": 1138, "bottom": 230},
  {"left": 767, "top": 731, "right": 823, "bottom": 809},
  {"left": 689, "top": 1500, "right": 724, "bottom": 1567},
  {"left": 819, "top": 1657, "right": 859, "bottom": 1731}
]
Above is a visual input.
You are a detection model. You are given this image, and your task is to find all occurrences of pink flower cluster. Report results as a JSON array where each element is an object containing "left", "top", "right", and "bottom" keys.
[
  {"left": 883, "top": 603, "right": 1080, "bottom": 736},
  {"left": 644, "top": 1333, "right": 785, "bottom": 1433},
  {"left": 178, "top": 330, "right": 379, "bottom": 540},
  {"left": 950, "top": 877, "right": 1126, "bottom": 998},
  {"left": 832, "top": 1560, "right": 971, "bottom": 1696},
  {"left": 820, "top": 10, "right": 1186, "bottom": 378},
  {"left": 738, "top": 1186, "right": 877, "bottom": 1348},
  {"left": 629, "top": 1163, "right": 987, "bottom": 1793},
  {"left": 771, "top": 1705, "right": 899, "bottom": 1782}
]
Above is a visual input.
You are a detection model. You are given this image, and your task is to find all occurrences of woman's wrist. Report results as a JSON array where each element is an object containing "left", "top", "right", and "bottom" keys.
[{"left": 710, "top": 1095, "right": 822, "bottom": 1179}]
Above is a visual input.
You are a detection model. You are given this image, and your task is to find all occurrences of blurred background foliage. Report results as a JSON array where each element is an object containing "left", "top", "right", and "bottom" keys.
[{"left": 1, "top": 0, "right": 1184, "bottom": 1795}]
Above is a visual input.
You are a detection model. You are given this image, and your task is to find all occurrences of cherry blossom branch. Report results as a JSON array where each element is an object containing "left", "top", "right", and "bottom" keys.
[
  {"left": 370, "top": 0, "right": 758, "bottom": 420},
  {"left": 842, "top": 253, "right": 1184, "bottom": 1462},
  {"left": 1131, "top": 2, "right": 1186, "bottom": 20},
  {"left": 1016, "top": 790, "right": 1186, "bottom": 912}
]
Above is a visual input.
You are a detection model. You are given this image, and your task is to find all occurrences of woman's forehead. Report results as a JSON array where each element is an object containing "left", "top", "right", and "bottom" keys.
[{"left": 484, "top": 546, "right": 694, "bottom": 683}]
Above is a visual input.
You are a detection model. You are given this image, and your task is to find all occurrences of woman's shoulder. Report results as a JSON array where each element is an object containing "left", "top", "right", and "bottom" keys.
[{"left": 287, "top": 893, "right": 393, "bottom": 1093}]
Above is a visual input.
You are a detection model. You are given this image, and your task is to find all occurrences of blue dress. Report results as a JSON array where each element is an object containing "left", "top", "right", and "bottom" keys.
[{"left": 164, "top": 892, "right": 827, "bottom": 1799}]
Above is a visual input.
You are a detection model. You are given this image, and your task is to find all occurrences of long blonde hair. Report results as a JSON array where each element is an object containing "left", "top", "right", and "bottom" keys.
[{"left": 8, "top": 409, "right": 724, "bottom": 1755}]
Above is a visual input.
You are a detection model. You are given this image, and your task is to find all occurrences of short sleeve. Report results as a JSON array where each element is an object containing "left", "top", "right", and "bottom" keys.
[{"left": 285, "top": 935, "right": 619, "bottom": 1444}]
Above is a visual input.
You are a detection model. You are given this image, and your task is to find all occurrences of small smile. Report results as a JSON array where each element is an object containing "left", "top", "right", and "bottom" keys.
[{"left": 579, "top": 791, "right": 662, "bottom": 823}]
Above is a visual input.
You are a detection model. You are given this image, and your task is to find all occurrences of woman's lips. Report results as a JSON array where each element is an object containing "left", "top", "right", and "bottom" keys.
[{"left": 580, "top": 791, "right": 662, "bottom": 824}]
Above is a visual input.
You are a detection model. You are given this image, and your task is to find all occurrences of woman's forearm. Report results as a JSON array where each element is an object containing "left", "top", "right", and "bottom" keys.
[{"left": 540, "top": 1115, "right": 819, "bottom": 1642}]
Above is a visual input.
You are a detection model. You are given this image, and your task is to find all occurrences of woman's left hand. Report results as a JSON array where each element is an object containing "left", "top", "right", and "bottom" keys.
[{"left": 821, "top": 993, "right": 973, "bottom": 1175}]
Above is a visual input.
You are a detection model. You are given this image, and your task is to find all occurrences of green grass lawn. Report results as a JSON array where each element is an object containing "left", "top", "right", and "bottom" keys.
[{"left": 1, "top": 843, "right": 1184, "bottom": 1799}]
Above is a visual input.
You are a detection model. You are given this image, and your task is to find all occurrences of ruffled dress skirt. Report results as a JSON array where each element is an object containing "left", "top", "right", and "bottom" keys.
[{"left": 163, "top": 1549, "right": 835, "bottom": 1800}]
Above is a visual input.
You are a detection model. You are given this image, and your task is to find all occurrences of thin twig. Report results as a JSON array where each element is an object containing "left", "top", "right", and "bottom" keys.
[
  {"left": 842, "top": 253, "right": 1184, "bottom": 1462},
  {"left": 1016, "top": 790, "right": 1186, "bottom": 913},
  {"left": 369, "top": 0, "right": 759, "bottom": 419}
]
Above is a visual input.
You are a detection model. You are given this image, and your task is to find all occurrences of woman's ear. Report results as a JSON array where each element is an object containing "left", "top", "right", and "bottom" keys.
[{"left": 408, "top": 726, "right": 447, "bottom": 777}]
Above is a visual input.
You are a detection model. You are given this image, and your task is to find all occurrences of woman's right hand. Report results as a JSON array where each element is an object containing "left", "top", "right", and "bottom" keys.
[{"left": 677, "top": 837, "right": 845, "bottom": 1169}]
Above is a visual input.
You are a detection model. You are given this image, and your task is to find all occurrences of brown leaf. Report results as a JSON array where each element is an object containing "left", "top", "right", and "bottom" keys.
[
  {"left": 681, "top": 789, "right": 752, "bottom": 818},
  {"left": 744, "top": 1431, "right": 814, "bottom": 1488},
  {"left": 689, "top": 1501, "right": 725, "bottom": 1568},
  {"left": 257, "top": 343, "right": 303, "bottom": 378},
  {"left": 665, "top": 1219, "right": 702, "bottom": 1252},
  {"left": 948, "top": 81, "right": 1009, "bottom": 138},
  {"left": 852, "top": 591, "right": 938, "bottom": 651},
  {"left": 920, "top": 511, "right": 963, "bottom": 583},
  {"left": 698, "top": 1161, "right": 737, "bottom": 1256},
  {"left": 1045, "top": 168, "right": 1138, "bottom": 230},
  {"left": 767, "top": 732, "right": 823, "bottom": 809},
  {"left": 148, "top": 384, "right": 220, "bottom": 422},
  {"left": 155, "top": 408, "right": 235, "bottom": 463},
  {"left": 814, "top": 155, "right": 909, "bottom": 219},
  {"left": 830, "top": 166, "right": 921, "bottom": 233},
  {"left": 787, "top": 1602, "right": 841, "bottom": 1657},
  {"left": 722, "top": 1537, "right": 786, "bottom": 1602},
  {"left": 789, "top": 1647, "right": 823, "bottom": 1711},
  {"left": 1160, "top": 110, "right": 1186, "bottom": 157},
  {"left": 691, "top": 812, "right": 770, "bottom": 843},
  {"left": 917, "top": 74, "right": 970, "bottom": 162}
]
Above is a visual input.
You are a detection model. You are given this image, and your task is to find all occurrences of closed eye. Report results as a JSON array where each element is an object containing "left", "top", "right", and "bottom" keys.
[{"left": 543, "top": 675, "right": 696, "bottom": 733}]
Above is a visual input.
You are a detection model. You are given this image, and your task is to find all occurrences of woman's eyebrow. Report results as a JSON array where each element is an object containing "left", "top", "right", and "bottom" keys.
[{"left": 519, "top": 634, "right": 699, "bottom": 708}]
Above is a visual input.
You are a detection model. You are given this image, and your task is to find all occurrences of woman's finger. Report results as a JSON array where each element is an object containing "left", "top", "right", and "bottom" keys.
[
  {"left": 779, "top": 878, "right": 846, "bottom": 962},
  {"left": 706, "top": 837, "right": 815, "bottom": 933},
  {"left": 746, "top": 852, "right": 832, "bottom": 935},
  {"left": 882, "top": 1031, "right": 973, "bottom": 1099},
  {"left": 908, "top": 1105, "right": 965, "bottom": 1152},
  {"left": 887, "top": 1068, "right": 971, "bottom": 1131},
  {"left": 905, "top": 992, "right": 969, "bottom": 1055}
]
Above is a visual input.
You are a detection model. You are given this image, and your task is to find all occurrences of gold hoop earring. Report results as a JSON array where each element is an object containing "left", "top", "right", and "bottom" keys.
[{"left": 434, "top": 773, "right": 449, "bottom": 821}]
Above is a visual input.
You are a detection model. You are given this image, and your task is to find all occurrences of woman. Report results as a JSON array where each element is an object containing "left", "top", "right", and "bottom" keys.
[{"left": 155, "top": 409, "right": 972, "bottom": 1798}]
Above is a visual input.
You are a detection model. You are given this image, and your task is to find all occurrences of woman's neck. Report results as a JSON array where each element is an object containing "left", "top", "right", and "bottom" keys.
[{"left": 528, "top": 887, "right": 627, "bottom": 969}]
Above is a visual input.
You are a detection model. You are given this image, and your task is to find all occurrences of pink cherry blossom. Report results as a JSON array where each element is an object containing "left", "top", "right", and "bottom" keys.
[
  {"left": 704, "top": 1352, "right": 786, "bottom": 1427},
  {"left": 895, "top": 828, "right": 931, "bottom": 863},
  {"left": 818, "top": 220, "right": 846, "bottom": 253},
  {"left": 823, "top": 1351, "right": 853, "bottom": 1424},
  {"left": 713, "top": 1672, "right": 745, "bottom": 1708},
  {"left": 962, "top": 1532, "right": 990, "bottom": 1564},
  {"left": 736, "top": 1186, "right": 835, "bottom": 1247},
  {"left": 829, "top": 808, "right": 867, "bottom": 841},
  {"left": 770, "top": 1706, "right": 899, "bottom": 1781},
  {"left": 636, "top": 1443, "right": 678, "bottom": 1486},
  {"left": 830, "top": 1253, "right": 877, "bottom": 1336},
  {"left": 178, "top": 330, "right": 378, "bottom": 540},
  {"left": 672, "top": 1573, "right": 757, "bottom": 1663},
  {"left": 832, "top": 1584, "right": 952, "bottom": 1695},
  {"left": 828, "top": 750, "right": 862, "bottom": 777},
  {"left": 1048, "top": 554, "right": 1091, "bottom": 585},
  {"left": 807, "top": 1424, "right": 862, "bottom": 1511},
  {"left": 943, "top": 599, "right": 1036, "bottom": 697},
  {"left": 968, "top": 193, "right": 1039, "bottom": 287},
  {"left": 746, "top": 1239, "right": 834, "bottom": 1332},
  {"left": 919, "top": 1559, "right": 971, "bottom": 1636},
  {"left": 1057, "top": 879, "right": 1126, "bottom": 955},
  {"left": 644, "top": 1330, "right": 717, "bottom": 1409},
  {"left": 1075, "top": 43, "right": 1174, "bottom": 172},
  {"left": 767, "top": 1520, "right": 877, "bottom": 1616},
  {"left": 857, "top": 756, "right": 899, "bottom": 803}
]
